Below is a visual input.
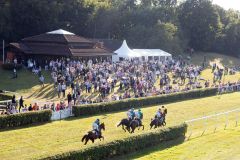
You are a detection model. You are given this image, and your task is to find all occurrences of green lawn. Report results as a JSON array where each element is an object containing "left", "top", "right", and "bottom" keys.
[
  {"left": 118, "top": 127, "right": 240, "bottom": 160},
  {"left": 0, "top": 93, "right": 240, "bottom": 160}
]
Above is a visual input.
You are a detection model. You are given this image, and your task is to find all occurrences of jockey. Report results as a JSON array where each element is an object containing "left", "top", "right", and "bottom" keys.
[
  {"left": 156, "top": 108, "right": 162, "bottom": 122},
  {"left": 136, "top": 109, "right": 143, "bottom": 125},
  {"left": 127, "top": 109, "right": 132, "bottom": 120},
  {"left": 162, "top": 106, "right": 167, "bottom": 125},
  {"left": 92, "top": 119, "right": 100, "bottom": 136},
  {"left": 130, "top": 108, "right": 135, "bottom": 120}
]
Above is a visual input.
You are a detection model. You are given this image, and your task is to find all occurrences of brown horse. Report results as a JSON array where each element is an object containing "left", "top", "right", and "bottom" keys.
[
  {"left": 117, "top": 118, "right": 131, "bottom": 133},
  {"left": 81, "top": 123, "right": 105, "bottom": 145},
  {"left": 150, "top": 116, "right": 166, "bottom": 129},
  {"left": 129, "top": 118, "right": 144, "bottom": 133}
]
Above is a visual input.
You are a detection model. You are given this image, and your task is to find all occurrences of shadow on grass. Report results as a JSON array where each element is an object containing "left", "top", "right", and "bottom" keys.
[{"left": 109, "top": 136, "right": 185, "bottom": 160}]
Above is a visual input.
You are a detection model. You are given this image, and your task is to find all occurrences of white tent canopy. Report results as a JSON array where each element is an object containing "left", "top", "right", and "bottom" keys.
[
  {"left": 113, "top": 40, "right": 172, "bottom": 62},
  {"left": 112, "top": 40, "right": 141, "bottom": 62}
]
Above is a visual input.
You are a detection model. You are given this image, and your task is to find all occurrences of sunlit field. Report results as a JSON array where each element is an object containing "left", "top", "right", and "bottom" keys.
[
  {"left": 115, "top": 127, "right": 240, "bottom": 160},
  {"left": 0, "top": 92, "right": 240, "bottom": 159}
]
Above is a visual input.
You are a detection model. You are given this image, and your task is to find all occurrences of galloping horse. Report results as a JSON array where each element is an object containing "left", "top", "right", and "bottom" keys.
[
  {"left": 150, "top": 114, "right": 166, "bottom": 129},
  {"left": 81, "top": 123, "right": 105, "bottom": 145},
  {"left": 150, "top": 118, "right": 163, "bottom": 129},
  {"left": 129, "top": 118, "right": 144, "bottom": 133},
  {"left": 117, "top": 118, "right": 131, "bottom": 133}
]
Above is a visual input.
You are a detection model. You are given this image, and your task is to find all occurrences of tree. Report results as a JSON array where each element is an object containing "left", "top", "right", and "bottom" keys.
[{"left": 179, "top": 0, "right": 222, "bottom": 51}]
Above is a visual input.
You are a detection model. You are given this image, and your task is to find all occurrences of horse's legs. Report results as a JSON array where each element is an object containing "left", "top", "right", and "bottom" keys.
[
  {"left": 142, "top": 124, "right": 144, "bottom": 130},
  {"left": 91, "top": 138, "right": 95, "bottom": 143},
  {"left": 131, "top": 126, "right": 135, "bottom": 133},
  {"left": 99, "top": 135, "right": 104, "bottom": 141},
  {"left": 84, "top": 137, "right": 89, "bottom": 145},
  {"left": 122, "top": 125, "right": 126, "bottom": 132}
]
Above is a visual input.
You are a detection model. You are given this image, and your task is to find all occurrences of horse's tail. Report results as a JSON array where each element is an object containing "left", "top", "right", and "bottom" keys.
[
  {"left": 117, "top": 121, "right": 122, "bottom": 127},
  {"left": 81, "top": 135, "right": 87, "bottom": 142}
]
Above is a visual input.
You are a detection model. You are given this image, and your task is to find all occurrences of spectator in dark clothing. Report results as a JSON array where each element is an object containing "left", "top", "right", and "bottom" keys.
[
  {"left": 11, "top": 95, "right": 16, "bottom": 107},
  {"left": 72, "top": 92, "right": 77, "bottom": 105},
  {"left": 19, "top": 96, "right": 24, "bottom": 112},
  {"left": 67, "top": 92, "right": 72, "bottom": 104},
  {"left": 28, "top": 104, "right": 33, "bottom": 111}
]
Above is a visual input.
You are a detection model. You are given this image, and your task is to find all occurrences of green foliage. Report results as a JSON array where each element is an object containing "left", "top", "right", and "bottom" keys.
[
  {"left": 0, "top": 110, "right": 52, "bottom": 129},
  {"left": 1, "top": 0, "right": 240, "bottom": 56},
  {"left": 41, "top": 123, "right": 187, "bottom": 160},
  {"left": 179, "top": 0, "right": 222, "bottom": 51},
  {"left": 0, "top": 93, "right": 12, "bottom": 100},
  {"left": 73, "top": 88, "right": 218, "bottom": 117},
  {"left": 2, "top": 63, "right": 22, "bottom": 70}
]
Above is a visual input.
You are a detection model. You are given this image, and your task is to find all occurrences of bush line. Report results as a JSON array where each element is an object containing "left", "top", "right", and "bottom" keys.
[
  {"left": 42, "top": 123, "right": 187, "bottom": 160},
  {"left": 0, "top": 110, "right": 52, "bottom": 129},
  {"left": 73, "top": 88, "right": 218, "bottom": 117},
  {"left": 0, "top": 93, "right": 12, "bottom": 101}
]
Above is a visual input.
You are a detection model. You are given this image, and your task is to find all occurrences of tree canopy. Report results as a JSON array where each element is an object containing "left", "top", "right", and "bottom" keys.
[{"left": 0, "top": 0, "right": 240, "bottom": 56}]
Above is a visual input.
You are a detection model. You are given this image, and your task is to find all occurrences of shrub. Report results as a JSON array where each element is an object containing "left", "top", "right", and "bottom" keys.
[
  {"left": 0, "top": 110, "right": 52, "bottom": 129},
  {"left": 2, "top": 63, "right": 22, "bottom": 70},
  {"left": 42, "top": 123, "right": 187, "bottom": 160},
  {"left": 73, "top": 88, "right": 218, "bottom": 117},
  {"left": 0, "top": 93, "right": 12, "bottom": 101}
]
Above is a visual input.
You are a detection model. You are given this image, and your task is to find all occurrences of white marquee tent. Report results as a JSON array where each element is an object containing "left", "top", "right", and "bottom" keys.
[{"left": 113, "top": 40, "right": 172, "bottom": 62}]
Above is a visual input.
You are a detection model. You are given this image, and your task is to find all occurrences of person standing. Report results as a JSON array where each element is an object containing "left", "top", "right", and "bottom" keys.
[
  {"left": 67, "top": 92, "right": 72, "bottom": 105},
  {"left": 57, "top": 83, "right": 62, "bottom": 98},
  {"left": 39, "top": 75, "right": 45, "bottom": 87},
  {"left": 72, "top": 92, "right": 77, "bottom": 105},
  {"left": 11, "top": 95, "right": 16, "bottom": 109},
  {"left": 61, "top": 82, "right": 66, "bottom": 98},
  {"left": 13, "top": 68, "right": 17, "bottom": 79},
  {"left": 19, "top": 96, "right": 24, "bottom": 113}
]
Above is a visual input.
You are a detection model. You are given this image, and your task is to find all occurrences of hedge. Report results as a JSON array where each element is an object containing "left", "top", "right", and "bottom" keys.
[
  {"left": 42, "top": 123, "right": 187, "bottom": 160},
  {"left": 2, "top": 63, "right": 23, "bottom": 70},
  {"left": 73, "top": 88, "right": 218, "bottom": 117},
  {"left": 0, "top": 110, "right": 52, "bottom": 129},
  {"left": 0, "top": 93, "right": 12, "bottom": 101}
]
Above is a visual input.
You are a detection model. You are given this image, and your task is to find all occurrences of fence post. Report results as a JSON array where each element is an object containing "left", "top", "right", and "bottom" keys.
[
  {"left": 187, "top": 122, "right": 193, "bottom": 141},
  {"left": 224, "top": 112, "right": 228, "bottom": 130},
  {"left": 214, "top": 112, "right": 218, "bottom": 133},
  {"left": 236, "top": 111, "right": 239, "bottom": 127},
  {"left": 201, "top": 116, "right": 207, "bottom": 136}
]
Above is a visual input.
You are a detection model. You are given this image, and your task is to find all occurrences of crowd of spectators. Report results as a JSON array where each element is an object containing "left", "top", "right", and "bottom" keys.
[{"left": 1, "top": 56, "right": 240, "bottom": 115}]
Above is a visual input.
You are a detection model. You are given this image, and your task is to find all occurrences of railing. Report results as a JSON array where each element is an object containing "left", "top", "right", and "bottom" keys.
[
  {"left": 51, "top": 107, "right": 73, "bottom": 121},
  {"left": 185, "top": 108, "right": 240, "bottom": 140}
]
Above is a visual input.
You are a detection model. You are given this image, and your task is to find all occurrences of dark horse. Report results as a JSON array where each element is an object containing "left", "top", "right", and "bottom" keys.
[
  {"left": 150, "top": 116, "right": 166, "bottom": 129},
  {"left": 81, "top": 123, "right": 105, "bottom": 145},
  {"left": 129, "top": 118, "right": 144, "bottom": 133},
  {"left": 117, "top": 118, "right": 131, "bottom": 133}
]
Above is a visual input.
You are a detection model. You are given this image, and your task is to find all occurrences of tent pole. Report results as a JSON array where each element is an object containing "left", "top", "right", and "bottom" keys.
[{"left": 2, "top": 40, "right": 4, "bottom": 64}]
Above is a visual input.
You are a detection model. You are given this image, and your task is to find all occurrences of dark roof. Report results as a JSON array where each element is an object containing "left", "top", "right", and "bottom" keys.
[
  {"left": 23, "top": 33, "right": 92, "bottom": 44},
  {"left": 91, "top": 39, "right": 122, "bottom": 51},
  {"left": 8, "top": 30, "right": 114, "bottom": 57}
]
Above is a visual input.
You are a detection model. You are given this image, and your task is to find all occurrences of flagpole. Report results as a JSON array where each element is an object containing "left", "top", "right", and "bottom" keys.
[{"left": 2, "top": 40, "right": 5, "bottom": 64}]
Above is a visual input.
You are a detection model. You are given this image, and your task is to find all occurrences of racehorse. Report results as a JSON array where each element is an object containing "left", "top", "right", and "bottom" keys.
[
  {"left": 150, "top": 115, "right": 166, "bottom": 129},
  {"left": 81, "top": 123, "right": 105, "bottom": 145},
  {"left": 117, "top": 118, "right": 131, "bottom": 133},
  {"left": 150, "top": 118, "right": 163, "bottom": 129},
  {"left": 129, "top": 118, "right": 144, "bottom": 133}
]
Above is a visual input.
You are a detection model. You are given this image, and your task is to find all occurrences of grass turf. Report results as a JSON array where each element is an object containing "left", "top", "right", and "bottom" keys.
[
  {"left": 117, "top": 127, "right": 240, "bottom": 160},
  {"left": 0, "top": 92, "right": 240, "bottom": 159}
]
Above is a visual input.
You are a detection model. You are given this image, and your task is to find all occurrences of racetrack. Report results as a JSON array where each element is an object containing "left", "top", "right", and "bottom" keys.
[
  {"left": 116, "top": 126, "right": 240, "bottom": 160},
  {"left": 0, "top": 92, "right": 240, "bottom": 160}
]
